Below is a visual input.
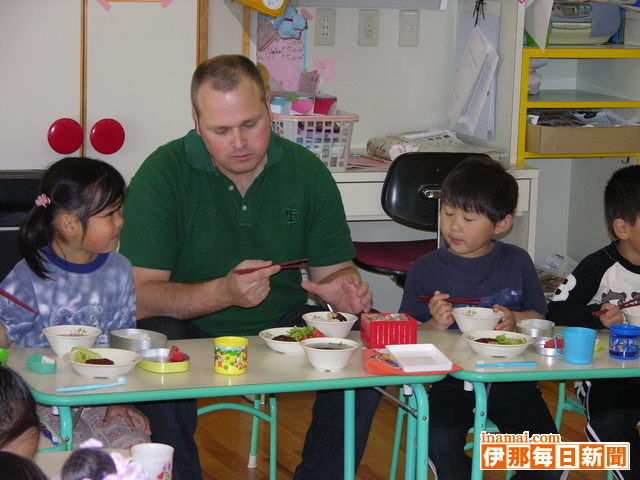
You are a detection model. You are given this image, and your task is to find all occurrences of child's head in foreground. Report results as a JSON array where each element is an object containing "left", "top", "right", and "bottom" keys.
[
  {"left": 61, "top": 448, "right": 117, "bottom": 480},
  {"left": 19, "top": 157, "right": 126, "bottom": 279},
  {"left": 440, "top": 156, "right": 518, "bottom": 258},
  {"left": 0, "top": 366, "right": 39, "bottom": 459},
  {"left": 0, "top": 451, "right": 48, "bottom": 480},
  {"left": 605, "top": 165, "right": 640, "bottom": 248}
]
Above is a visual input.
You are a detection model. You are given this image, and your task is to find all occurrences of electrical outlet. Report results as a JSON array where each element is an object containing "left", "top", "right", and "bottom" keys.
[
  {"left": 399, "top": 10, "right": 420, "bottom": 47},
  {"left": 358, "top": 9, "right": 379, "bottom": 47},
  {"left": 315, "top": 8, "right": 336, "bottom": 47}
]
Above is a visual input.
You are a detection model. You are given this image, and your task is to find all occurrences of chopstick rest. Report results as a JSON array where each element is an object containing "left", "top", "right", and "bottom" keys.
[{"left": 56, "top": 376, "right": 127, "bottom": 392}]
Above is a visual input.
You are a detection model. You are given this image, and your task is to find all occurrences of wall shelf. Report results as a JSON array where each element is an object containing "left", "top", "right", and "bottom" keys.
[{"left": 516, "top": 46, "right": 640, "bottom": 167}]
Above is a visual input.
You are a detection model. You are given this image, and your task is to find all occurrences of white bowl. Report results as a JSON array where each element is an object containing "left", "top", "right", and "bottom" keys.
[
  {"left": 63, "top": 347, "right": 142, "bottom": 378},
  {"left": 452, "top": 307, "right": 504, "bottom": 333},
  {"left": 623, "top": 306, "right": 640, "bottom": 327},
  {"left": 302, "top": 311, "right": 358, "bottom": 338},
  {"left": 516, "top": 319, "right": 555, "bottom": 338},
  {"left": 259, "top": 327, "right": 305, "bottom": 355},
  {"left": 42, "top": 325, "right": 102, "bottom": 357},
  {"left": 463, "top": 330, "right": 534, "bottom": 358},
  {"left": 300, "top": 337, "right": 360, "bottom": 372}
]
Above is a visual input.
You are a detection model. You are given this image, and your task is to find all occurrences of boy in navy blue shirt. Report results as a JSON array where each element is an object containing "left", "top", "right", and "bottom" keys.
[{"left": 401, "top": 157, "right": 561, "bottom": 479}]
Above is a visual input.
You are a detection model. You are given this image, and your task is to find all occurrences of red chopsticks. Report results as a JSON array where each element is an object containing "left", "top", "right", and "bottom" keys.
[
  {"left": 0, "top": 288, "right": 38, "bottom": 315},
  {"left": 592, "top": 296, "right": 640, "bottom": 317},
  {"left": 419, "top": 295, "right": 480, "bottom": 306},
  {"left": 233, "top": 258, "right": 310, "bottom": 275}
]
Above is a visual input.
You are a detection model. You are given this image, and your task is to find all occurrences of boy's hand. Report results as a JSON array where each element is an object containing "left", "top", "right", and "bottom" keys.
[
  {"left": 599, "top": 303, "right": 624, "bottom": 328},
  {"left": 493, "top": 305, "right": 516, "bottom": 331},
  {"left": 425, "top": 291, "right": 455, "bottom": 330}
]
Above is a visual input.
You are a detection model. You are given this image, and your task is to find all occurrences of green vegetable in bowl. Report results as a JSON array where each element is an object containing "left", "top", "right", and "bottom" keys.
[
  {"left": 287, "top": 326, "right": 316, "bottom": 341},
  {"left": 495, "top": 334, "right": 527, "bottom": 345},
  {"left": 71, "top": 346, "right": 102, "bottom": 363}
]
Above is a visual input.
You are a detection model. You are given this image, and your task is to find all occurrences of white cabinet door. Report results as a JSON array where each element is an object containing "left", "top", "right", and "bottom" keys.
[
  {"left": 86, "top": 1, "right": 198, "bottom": 182},
  {"left": 0, "top": 0, "right": 80, "bottom": 170}
]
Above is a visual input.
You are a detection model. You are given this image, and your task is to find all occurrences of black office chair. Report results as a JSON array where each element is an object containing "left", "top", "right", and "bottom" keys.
[
  {"left": 0, "top": 170, "right": 44, "bottom": 280},
  {"left": 353, "top": 152, "right": 493, "bottom": 288}
]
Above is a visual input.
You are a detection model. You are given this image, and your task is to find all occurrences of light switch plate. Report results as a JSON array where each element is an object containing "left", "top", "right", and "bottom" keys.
[
  {"left": 315, "top": 8, "right": 336, "bottom": 46},
  {"left": 358, "top": 9, "right": 379, "bottom": 47},
  {"left": 399, "top": 10, "right": 420, "bottom": 47}
]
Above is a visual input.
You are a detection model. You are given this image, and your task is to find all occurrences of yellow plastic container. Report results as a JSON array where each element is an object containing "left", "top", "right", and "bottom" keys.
[{"left": 214, "top": 336, "right": 248, "bottom": 375}]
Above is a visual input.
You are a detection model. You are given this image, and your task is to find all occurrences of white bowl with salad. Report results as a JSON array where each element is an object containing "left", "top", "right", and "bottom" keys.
[
  {"left": 63, "top": 346, "right": 142, "bottom": 378},
  {"left": 463, "top": 330, "right": 534, "bottom": 358},
  {"left": 259, "top": 326, "right": 325, "bottom": 355},
  {"left": 302, "top": 311, "right": 357, "bottom": 338}
]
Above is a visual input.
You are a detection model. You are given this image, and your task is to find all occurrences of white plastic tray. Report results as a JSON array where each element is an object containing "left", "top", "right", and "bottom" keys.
[{"left": 386, "top": 344, "right": 453, "bottom": 373}]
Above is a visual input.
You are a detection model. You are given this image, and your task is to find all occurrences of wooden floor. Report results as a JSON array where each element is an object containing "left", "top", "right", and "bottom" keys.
[{"left": 195, "top": 381, "right": 609, "bottom": 479}]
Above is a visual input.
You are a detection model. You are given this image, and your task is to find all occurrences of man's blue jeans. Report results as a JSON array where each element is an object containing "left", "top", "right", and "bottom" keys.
[{"left": 135, "top": 305, "right": 381, "bottom": 480}]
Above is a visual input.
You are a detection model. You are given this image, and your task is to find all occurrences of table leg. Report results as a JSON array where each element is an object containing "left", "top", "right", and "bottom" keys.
[
  {"left": 471, "top": 382, "right": 488, "bottom": 480},
  {"left": 344, "top": 389, "right": 355, "bottom": 480},
  {"left": 58, "top": 406, "right": 74, "bottom": 450},
  {"left": 410, "top": 384, "right": 429, "bottom": 480},
  {"left": 404, "top": 387, "right": 417, "bottom": 480}
]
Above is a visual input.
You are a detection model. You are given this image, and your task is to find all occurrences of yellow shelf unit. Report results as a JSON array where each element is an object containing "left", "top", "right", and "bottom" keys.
[{"left": 517, "top": 46, "right": 640, "bottom": 167}]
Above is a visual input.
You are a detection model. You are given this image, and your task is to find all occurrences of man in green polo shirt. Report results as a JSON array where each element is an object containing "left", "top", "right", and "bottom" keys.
[{"left": 120, "top": 55, "right": 380, "bottom": 480}]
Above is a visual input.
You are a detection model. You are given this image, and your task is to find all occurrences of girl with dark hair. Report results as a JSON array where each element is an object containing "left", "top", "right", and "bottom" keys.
[
  {"left": 0, "top": 157, "right": 151, "bottom": 449},
  {"left": 61, "top": 448, "right": 117, "bottom": 480},
  {"left": 0, "top": 366, "right": 39, "bottom": 459},
  {"left": 0, "top": 451, "right": 48, "bottom": 480}
]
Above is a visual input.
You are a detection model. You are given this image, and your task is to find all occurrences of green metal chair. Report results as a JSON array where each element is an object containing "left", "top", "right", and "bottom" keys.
[
  {"left": 554, "top": 381, "right": 613, "bottom": 480},
  {"left": 388, "top": 385, "right": 510, "bottom": 480},
  {"left": 197, "top": 394, "right": 277, "bottom": 479}
]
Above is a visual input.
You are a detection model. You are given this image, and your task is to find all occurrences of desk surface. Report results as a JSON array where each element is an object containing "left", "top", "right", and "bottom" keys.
[
  {"left": 8, "top": 334, "right": 447, "bottom": 406},
  {"left": 420, "top": 329, "right": 640, "bottom": 382}
]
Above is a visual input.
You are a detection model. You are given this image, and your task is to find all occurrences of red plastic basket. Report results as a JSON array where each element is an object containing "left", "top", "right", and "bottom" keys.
[{"left": 360, "top": 313, "right": 418, "bottom": 349}]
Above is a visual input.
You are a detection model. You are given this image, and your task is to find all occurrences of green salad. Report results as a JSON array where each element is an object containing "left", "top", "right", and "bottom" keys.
[{"left": 495, "top": 334, "right": 527, "bottom": 345}]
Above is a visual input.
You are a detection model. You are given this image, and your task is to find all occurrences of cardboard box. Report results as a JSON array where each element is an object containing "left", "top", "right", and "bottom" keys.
[
  {"left": 526, "top": 124, "right": 640, "bottom": 155},
  {"left": 625, "top": 9, "right": 640, "bottom": 47}
]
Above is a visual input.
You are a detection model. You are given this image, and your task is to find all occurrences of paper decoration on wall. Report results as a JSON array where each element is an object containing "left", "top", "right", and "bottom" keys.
[
  {"left": 299, "top": 71, "right": 320, "bottom": 94},
  {"left": 314, "top": 59, "right": 335, "bottom": 83},
  {"left": 96, "top": 0, "right": 173, "bottom": 12},
  {"left": 257, "top": 13, "right": 305, "bottom": 91}
]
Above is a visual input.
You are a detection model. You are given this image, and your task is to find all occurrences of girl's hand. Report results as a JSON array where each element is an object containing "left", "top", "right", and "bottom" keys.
[
  {"left": 599, "top": 303, "right": 624, "bottom": 328},
  {"left": 493, "top": 305, "right": 516, "bottom": 331},
  {"left": 425, "top": 291, "right": 455, "bottom": 330},
  {"left": 103, "top": 405, "right": 152, "bottom": 435}
]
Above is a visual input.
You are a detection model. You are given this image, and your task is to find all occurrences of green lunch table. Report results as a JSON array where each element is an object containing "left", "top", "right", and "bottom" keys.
[
  {"left": 422, "top": 328, "right": 640, "bottom": 480},
  {"left": 8, "top": 333, "right": 447, "bottom": 480}
]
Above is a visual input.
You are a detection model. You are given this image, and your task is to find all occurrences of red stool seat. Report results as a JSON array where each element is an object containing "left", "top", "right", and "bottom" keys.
[{"left": 353, "top": 239, "right": 437, "bottom": 287}]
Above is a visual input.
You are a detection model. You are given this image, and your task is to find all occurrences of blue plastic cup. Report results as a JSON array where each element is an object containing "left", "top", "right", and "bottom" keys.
[
  {"left": 554, "top": 327, "right": 597, "bottom": 364},
  {"left": 609, "top": 324, "right": 640, "bottom": 359}
]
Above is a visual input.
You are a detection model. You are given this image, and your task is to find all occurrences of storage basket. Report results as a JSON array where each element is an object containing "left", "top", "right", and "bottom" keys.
[
  {"left": 360, "top": 313, "right": 418, "bottom": 349},
  {"left": 271, "top": 110, "right": 358, "bottom": 172}
]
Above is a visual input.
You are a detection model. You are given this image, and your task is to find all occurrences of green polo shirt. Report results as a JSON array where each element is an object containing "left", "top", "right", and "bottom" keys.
[{"left": 120, "top": 130, "right": 355, "bottom": 336}]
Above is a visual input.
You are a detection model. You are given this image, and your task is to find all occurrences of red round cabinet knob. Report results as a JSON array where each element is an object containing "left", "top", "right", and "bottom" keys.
[
  {"left": 47, "top": 118, "right": 83, "bottom": 154},
  {"left": 90, "top": 118, "right": 125, "bottom": 155}
]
